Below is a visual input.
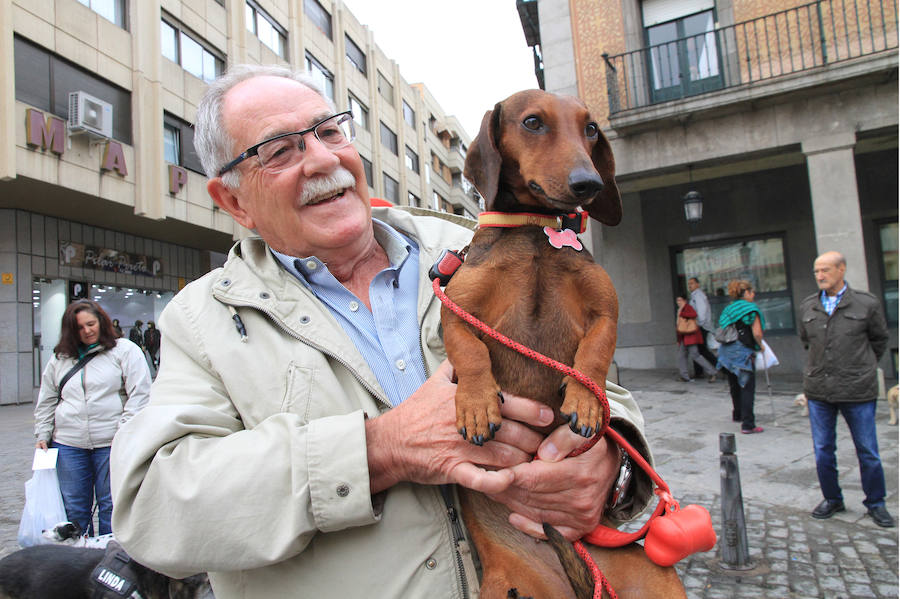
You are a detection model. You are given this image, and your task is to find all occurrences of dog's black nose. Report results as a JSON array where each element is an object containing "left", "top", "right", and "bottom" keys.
[{"left": 568, "top": 168, "right": 604, "bottom": 201}]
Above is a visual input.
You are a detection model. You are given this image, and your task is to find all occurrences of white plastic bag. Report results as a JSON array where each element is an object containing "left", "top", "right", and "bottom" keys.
[
  {"left": 17, "top": 467, "right": 68, "bottom": 548},
  {"left": 754, "top": 339, "right": 779, "bottom": 370},
  {"left": 706, "top": 330, "right": 720, "bottom": 351}
]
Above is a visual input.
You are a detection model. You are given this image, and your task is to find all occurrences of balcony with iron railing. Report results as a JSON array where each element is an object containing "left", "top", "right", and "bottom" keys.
[{"left": 603, "top": 0, "right": 898, "bottom": 118}]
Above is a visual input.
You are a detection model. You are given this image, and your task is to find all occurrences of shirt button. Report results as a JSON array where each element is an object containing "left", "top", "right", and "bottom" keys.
[
  {"left": 395, "top": 359, "right": 406, "bottom": 371},
  {"left": 306, "top": 260, "right": 317, "bottom": 271},
  {"left": 349, "top": 301, "right": 359, "bottom": 312},
  {"left": 336, "top": 483, "right": 350, "bottom": 497}
]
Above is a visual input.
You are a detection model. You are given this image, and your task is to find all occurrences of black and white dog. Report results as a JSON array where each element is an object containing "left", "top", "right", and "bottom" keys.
[{"left": 0, "top": 541, "right": 213, "bottom": 599}]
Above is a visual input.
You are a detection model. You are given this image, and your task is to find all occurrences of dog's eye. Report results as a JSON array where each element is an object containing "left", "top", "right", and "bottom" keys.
[
  {"left": 522, "top": 116, "right": 542, "bottom": 131},
  {"left": 585, "top": 123, "right": 599, "bottom": 138}
]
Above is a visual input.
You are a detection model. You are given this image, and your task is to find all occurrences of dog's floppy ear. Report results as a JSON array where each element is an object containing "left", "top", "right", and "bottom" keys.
[
  {"left": 587, "top": 130, "right": 623, "bottom": 226},
  {"left": 463, "top": 103, "right": 502, "bottom": 209}
]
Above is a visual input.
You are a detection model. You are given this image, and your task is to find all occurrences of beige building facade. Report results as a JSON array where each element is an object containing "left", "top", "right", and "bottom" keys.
[
  {"left": 0, "top": 0, "right": 477, "bottom": 404},
  {"left": 520, "top": 0, "right": 898, "bottom": 374}
]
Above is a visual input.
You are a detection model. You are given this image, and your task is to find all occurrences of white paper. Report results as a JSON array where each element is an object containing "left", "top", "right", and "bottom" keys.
[{"left": 32, "top": 448, "right": 58, "bottom": 470}]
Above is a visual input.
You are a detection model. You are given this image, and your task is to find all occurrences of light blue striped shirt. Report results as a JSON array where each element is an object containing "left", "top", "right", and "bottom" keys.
[
  {"left": 820, "top": 284, "right": 848, "bottom": 316},
  {"left": 272, "top": 219, "right": 427, "bottom": 406}
]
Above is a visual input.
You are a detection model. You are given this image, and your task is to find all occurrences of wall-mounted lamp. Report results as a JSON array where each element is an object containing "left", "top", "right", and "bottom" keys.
[{"left": 683, "top": 190, "right": 703, "bottom": 223}]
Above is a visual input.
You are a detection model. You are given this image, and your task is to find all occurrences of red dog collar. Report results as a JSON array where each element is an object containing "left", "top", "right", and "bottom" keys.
[{"left": 478, "top": 211, "right": 588, "bottom": 234}]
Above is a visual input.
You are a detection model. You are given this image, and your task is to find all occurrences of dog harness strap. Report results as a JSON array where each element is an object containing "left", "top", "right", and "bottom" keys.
[
  {"left": 91, "top": 551, "right": 142, "bottom": 599},
  {"left": 477, "top": 211, "right": 587, "bottom": 234}
]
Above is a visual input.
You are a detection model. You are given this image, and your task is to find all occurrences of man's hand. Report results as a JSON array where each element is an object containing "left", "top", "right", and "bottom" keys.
[
  {"left": 491, "top": 425, "right": 620, "bottom": 541},
  {"left": 365, "top": 360, "right": 553, "bottom": 495}
]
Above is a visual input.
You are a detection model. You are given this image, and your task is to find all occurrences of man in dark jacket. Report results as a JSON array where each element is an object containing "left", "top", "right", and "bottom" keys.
[{"left": 798, "top": 251, "right": 893, "bottom": 527}]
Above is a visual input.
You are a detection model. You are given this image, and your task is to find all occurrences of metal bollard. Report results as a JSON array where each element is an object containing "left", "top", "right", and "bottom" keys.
[{"left": 719, "top": 432, "right": 753, "bottom": 570}]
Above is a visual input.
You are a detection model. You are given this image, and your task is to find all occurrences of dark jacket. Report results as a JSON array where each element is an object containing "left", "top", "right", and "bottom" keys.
[{"left": 798, "top": 285, "right": 889, "bottom": 402}]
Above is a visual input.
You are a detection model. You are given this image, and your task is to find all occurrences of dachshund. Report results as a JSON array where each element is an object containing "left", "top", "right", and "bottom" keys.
[{"left": 441, "top": 89, "right": 685, "bottom": 598}]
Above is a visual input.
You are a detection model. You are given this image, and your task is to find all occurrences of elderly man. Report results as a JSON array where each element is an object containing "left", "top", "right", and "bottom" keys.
[
  {"left": 799, "top": 251, "right": 893, "bottom": 527},
  {"left": 110, "top": 65, "right": 652, "bottom": 598}
]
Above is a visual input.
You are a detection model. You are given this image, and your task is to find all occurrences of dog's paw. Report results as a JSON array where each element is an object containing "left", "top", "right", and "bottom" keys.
[
  {"left": 455, "top": 383, "right": 503, "bottom": 445},
  {"left": 559, "top": 376, "right": 602, "bottom": 438}
]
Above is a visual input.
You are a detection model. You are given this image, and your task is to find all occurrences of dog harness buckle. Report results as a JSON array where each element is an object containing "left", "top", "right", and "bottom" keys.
[
  {"left": 559, "top": 211, "right": 588, "bottom": 233},
  {"left": 429, "top": 249, "right": 465, "bottom": 286}
]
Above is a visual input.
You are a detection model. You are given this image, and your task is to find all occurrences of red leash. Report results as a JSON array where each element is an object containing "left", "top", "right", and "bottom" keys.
[{"left": 433, "top": 277, "right": 716, "bottom": 597}]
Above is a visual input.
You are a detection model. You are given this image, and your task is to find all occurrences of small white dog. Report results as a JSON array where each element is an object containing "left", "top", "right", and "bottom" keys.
[{"left": 41, "top": 521, "right": 114, "bottom": 549}]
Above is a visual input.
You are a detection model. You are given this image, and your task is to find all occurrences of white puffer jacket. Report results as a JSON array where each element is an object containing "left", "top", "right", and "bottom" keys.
[{"left": 35, "top": 338, "right": 152, "bottom": 448}]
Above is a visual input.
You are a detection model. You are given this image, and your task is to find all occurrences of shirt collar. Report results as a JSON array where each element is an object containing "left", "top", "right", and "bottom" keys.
[
  {"left": 270, "top": 218, "right": 416, "bottom": 283},
  {"left": 821, "top": 283, "right": 848, "bottom": 302}
]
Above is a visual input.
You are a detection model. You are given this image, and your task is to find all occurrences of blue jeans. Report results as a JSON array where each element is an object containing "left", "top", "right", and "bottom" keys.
[
  {"left": 52, "top": 443, "right": 113, "bottom": 535},
  {"left": 807, "top": 399, "right": 886, "bottom": 509}
]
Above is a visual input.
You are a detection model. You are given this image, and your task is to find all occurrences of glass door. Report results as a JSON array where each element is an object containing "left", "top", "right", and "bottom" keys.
[{"left": 647, "top": 10, "right": 723, "bottom": 103}]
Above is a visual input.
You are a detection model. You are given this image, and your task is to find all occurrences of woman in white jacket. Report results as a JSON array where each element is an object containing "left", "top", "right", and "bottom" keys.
[{"left": 34, "top": 299, "right": 151, "bottom": 536}]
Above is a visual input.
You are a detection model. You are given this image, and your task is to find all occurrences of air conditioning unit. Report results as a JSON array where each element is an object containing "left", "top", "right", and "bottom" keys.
[{"left": 68, "top": 91, "right": 113, "bottom": 139}]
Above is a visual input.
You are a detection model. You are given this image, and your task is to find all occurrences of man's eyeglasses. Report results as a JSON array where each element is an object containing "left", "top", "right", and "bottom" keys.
[{"left": 217, "top": 111, "right": 356, "bottom": 177}]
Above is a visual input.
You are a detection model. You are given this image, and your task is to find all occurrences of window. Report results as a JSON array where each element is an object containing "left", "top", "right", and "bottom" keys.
[
  {"left": 163, "top": 113, "right": 204, "bottom": 174},
  {"left": 305, "top": 53, "right": 334, "bottom": 101},
  {"left": 361, "top": 155, "right": 373, "bottom": 188},
  {"left": 879, "top": 221, "right": 898, "bottom": 324},
  {"left": 163, "top": 123, "right": 179, "bottom": 165},
  {"left": 408, "top": 192, "right": 420, "bottom": 207},
  {"left": 246, "top": 1, "right": 287, "bottom": 58},
  {"left": 161, "top": 17, "right": 224, "bottom": 83},
  {"left": 644, "top": 8, "right": 722, "bottom": 103},
  {"left": 348, "top": 94, "right": 368, "bottom": 131},
  {"left": 304, "top": 0, "right": 332, "bottom": 39},
  {"left": 380, "top": 122, "right": 397, "bottom": 155},
  {"left": 383, "top": 173, "right": 399, "bottom": 204},
  {"left": 377, "top": 71, "right": 394, "bottom": 106},
  {"left": 673, "top": 236, "right": 794, "bottom": 331},
  {"left": 405, "top": 145, "right": 419, "bottom": 173},
  {"left": 402, "top": 100, "right": 415, "bottom": 128},
  {"left": 77, "top": 0, "right": 126, "bottom": 29},
  {"left": 14, "top": 36, "right": 132, "bottom": 144},
  {"left": 345, "top": 35, "right": 366, "bottom": 75}
]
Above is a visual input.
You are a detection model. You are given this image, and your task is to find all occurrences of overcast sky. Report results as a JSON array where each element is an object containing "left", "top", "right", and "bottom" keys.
[{"left": 339, "top": 0, "right": 539, "bottom": 139}]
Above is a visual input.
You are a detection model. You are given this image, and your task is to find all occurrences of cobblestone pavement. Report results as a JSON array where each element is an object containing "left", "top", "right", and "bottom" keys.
[{"left": 1, "top": 368, "right": 897, "bottom": 598}]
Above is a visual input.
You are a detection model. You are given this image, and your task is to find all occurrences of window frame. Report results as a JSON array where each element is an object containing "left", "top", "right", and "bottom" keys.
[
  {"left": 377, "top": 71, "right": 394, "bottom": 106},
  {"left": 360, "top": 155, "right": 373, "bottom": 188},
  {"left": 304, "top": 0, "right": 333, "bottom": 40},
  {"left": 404, "top": 145, "right": 419, "bottom": 173},
  {"left": 345, "top": 34, "right": 367, "bottom": 76},
  {"left": 671, "top": 233, "right": 796, "bottom": 334},
  {"left": 246, "top": 0, "right": 288, "bottom": 59},
  {"left": 163, "top": 112, "right": 204, "bottom": 174},
  {"left": 402, "top": 100, "right": 416, "bottom": 128},
  {"left": 77, "top": 0, "right": 127, "bottom": 29},
  {"left": 380, "top": 121, "right": 398, "bottom": 155},
  {"left": 348, "top": 93, "right": 369, "bottom": 131},
  {"left": 305, "top": 53, "right": 335, "bottom": 101},
  {"left": 383, "top": 172, "right": 399, "bottom": 204},
  {"left": 14, "top": 35, "right": 132, "bottom": 144},
  {"left": 876, "top": 218, "right": 898, "bottom": 326},
  {"left": 161, "top": 14, "right": 225, "bottom": 83}
]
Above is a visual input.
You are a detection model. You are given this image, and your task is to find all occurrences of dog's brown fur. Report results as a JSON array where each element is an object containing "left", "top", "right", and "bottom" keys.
[{"left": 442, "top": 90, "right": 685, "bottom": 598}]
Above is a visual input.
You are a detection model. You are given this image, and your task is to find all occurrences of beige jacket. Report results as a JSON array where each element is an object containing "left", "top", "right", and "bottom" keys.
[
  {"left": 35, "top": 338, "right": 151, "bottom": 448},
  {"left": 110, "top": 207, "right": 651, "bottom": 599}
]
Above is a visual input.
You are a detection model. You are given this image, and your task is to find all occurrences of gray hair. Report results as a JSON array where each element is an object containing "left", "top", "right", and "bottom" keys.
[{"left": 194, "top": 64, "right": 335, "bottom": 187}]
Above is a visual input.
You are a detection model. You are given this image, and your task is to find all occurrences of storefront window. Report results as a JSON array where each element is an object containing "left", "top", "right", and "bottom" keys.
[
  {"left": 32, "top": 279, "right": 174, "bottom": 385},
  {"left": 879, "top": 221, "right": 898, "bottom": 324},
  {"left": 674, "top": 236, "right": 794, "bottom": 331}
]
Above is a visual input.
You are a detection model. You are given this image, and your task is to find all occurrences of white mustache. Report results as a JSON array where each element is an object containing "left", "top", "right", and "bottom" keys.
[{"left": 300, "top": 167, "right": 357, "bottom": 206}]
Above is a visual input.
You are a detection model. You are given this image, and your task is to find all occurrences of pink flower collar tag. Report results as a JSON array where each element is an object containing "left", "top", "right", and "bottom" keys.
[{"left": 544, "top": 226, "right": 583, "bottom": 251}]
